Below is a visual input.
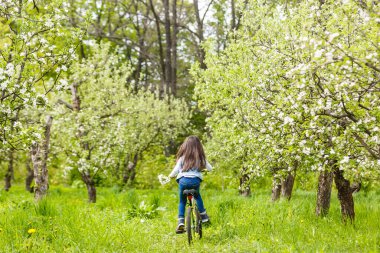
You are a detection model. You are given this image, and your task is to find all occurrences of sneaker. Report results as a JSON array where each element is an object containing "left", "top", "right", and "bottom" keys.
[
  {"left": 200, "top": 212, "right": 210, "bottom": 223},
  {"left": 176, "top": 218, "right": 185, "bottom": 234}
]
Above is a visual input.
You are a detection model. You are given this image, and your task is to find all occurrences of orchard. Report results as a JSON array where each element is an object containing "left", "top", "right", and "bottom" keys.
[{"left": 0, "top": 0, "right": 379, "bottom": 252}]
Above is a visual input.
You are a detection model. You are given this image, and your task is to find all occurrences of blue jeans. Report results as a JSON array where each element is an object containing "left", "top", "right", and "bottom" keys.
[{"left": 178, "top": 177, "right": 206, "bottom": 218}]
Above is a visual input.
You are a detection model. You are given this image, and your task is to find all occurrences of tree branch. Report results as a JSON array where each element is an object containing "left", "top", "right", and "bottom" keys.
[
  {"left": 57, "top": 99, "right": 73, "bottom": 110},
  {"left": 352, "top": 132, "right": 379, "bottom": 159}
]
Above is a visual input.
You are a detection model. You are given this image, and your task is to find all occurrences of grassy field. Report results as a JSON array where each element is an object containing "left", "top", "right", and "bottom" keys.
[{"left": 0, "top": 185, "right": 379, "bottom": 252}]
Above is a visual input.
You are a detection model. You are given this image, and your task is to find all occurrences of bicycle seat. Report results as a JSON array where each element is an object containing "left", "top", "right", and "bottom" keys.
[{"left": 183, "top": 189, "right": 198, "bottom": 196}]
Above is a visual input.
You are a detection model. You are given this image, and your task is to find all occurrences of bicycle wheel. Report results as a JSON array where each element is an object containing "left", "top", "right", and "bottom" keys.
[
  {"left": 186, "top": 206, "right": 192, "bottom": 244},
  {"left": 194, "top": 204, "right": 202, "bottom": 239}
]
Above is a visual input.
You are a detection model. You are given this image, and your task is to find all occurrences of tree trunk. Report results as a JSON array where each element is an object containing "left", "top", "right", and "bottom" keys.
[
  {"left": 31, "top": 115, "right": 53, "bottom": 201},
  {"left": 131, "top": 0, "right": 146, "bottom": 93},
  {"left": 239, "top": 167, "right": 251, "bottom": 197},
  {"left": 81, "top": 172, "right": 96, "bottom": 203},
  {"left": 315, "top": 170, "right": 333, "bottom": 216},
  {"left": 281, "top": 171, "right": 296, "bottom": 200},
  {"left": 171, "top": 0, "right": 177, "bottom": 95},
  {"left": 271, "top": 180, "right": 282, "bottom": 202},
  {"left": 150, "top": 0, "right": 166, "bottom": 97},
  {"left": 332, "top": 162, "right": 356, "bottom": 222},
  {"left": 231, "top": 0, "right": 236, "bottom": 30},
  {"left": 134, "top": 36, "right": 144, "bottom": 93},
  {"left": 80, "top": 42, "right": 86, "bottom": 60},
  {"left": 141, "top": 6, "right": 150, "bottom": 90},
  {"left": 123, "top": 153, "right": 138, "bottom": 185},
  {"left": 4, "top": 149, "right": 14, "bottom": 191},
  {"left": 25, "top": 157, "right": 34, "bottom": 193},
  {"left": 86, "top": 182, "right": 96, "bottom": 203},
  {"left": 235, "top": 0, "right": 248, "bottom": 30},
  {"left": 71, "top": 83, "right": 81, "bottom": 111},
  {"left": 193, "top": 0, "right": 206, "bottom": 69},
  {"left": 271, "top": 168, "right": 282, "bottom": 201},
  {"left": 163, "top": 0, "right": 172, "bottom": 94}
]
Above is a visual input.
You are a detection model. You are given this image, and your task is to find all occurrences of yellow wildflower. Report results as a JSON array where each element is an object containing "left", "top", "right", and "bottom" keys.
[{"left": 27, "top": 228, "right": 36, "bottom": 234}]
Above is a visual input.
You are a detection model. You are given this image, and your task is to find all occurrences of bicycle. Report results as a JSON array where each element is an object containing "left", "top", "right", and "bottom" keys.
[{"left": 183, "top": 189, "right": 202, "bottom": 244}]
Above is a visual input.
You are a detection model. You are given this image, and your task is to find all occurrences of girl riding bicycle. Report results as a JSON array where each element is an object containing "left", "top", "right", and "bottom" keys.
[{"left": 169, "top": 135, "right": 212, "bottom": 234}]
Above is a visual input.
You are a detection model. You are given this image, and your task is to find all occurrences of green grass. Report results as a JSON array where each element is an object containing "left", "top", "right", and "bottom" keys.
[{"left": 0, "top": 185, "right": 379, "bottom": 252}]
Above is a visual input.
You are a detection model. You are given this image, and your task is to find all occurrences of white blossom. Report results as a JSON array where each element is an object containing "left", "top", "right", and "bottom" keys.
[
  {"left": 340, "top": 156, "right": 350, "bottom": 164},
  {"left": 314, "top": 49, "right": 324, "bottom": 58},
  {"left": 45, "top": 19, "right": 54, "bottom": 28}
]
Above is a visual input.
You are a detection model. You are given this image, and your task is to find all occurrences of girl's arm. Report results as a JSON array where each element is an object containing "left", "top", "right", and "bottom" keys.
[{"left": 169, "top": 157, "right": 182, "bottom": 178}]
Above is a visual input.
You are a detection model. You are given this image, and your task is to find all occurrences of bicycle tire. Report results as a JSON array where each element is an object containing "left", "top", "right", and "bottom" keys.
[
  {"left": 186, "top": 206, "right": 192, "bottom": 244},
  {"left": 194, "top": 204, "right": 202, "bottom": 239}
]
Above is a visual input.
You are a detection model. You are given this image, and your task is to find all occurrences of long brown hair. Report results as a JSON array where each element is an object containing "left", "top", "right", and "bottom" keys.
[{"left": 176, "top": 136, "right": 206, "bottom": 172}]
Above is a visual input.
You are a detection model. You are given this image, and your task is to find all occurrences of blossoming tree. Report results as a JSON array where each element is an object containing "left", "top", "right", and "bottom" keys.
[
  {"left": 0, "top": 0, "right": 79, "bottom": 198},
  {"left": 193, "top": 0, "right": 379, "bottom": 221},
  {"left": 54, "top": 42, "right": 190, "bottom": 202}
]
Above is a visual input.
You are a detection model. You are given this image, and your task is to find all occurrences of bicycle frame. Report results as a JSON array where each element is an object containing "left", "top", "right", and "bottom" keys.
[
  {"left": 187, "top": 194, "right": 195, "bottom": 207},
  {"left": 185, "top": 192, "right": 202, "bottom": 244}
]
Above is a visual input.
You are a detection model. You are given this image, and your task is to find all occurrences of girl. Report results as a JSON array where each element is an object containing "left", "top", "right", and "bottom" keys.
[{"left": 169, "top": 136, "right": 212, "bottom": 234}]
